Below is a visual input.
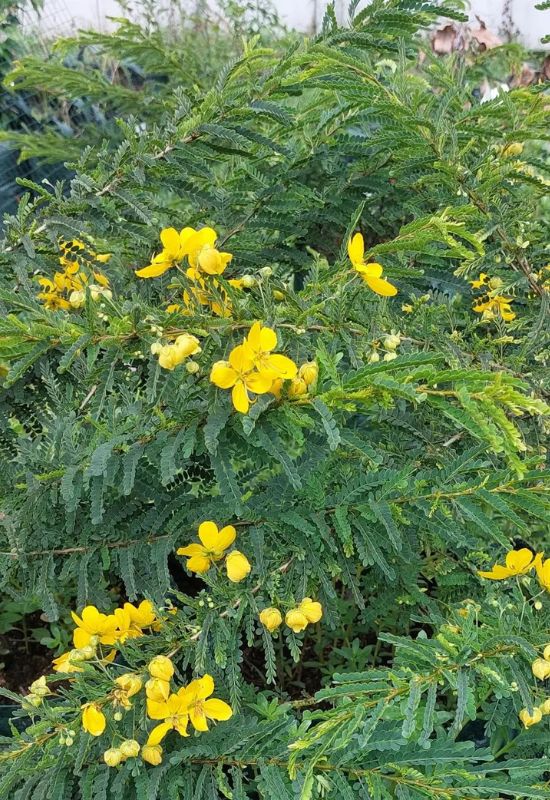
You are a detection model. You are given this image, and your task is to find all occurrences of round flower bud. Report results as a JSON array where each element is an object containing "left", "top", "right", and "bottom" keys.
[
  {"left": 115, "top": 673, "right": 143, "bottom": 697},
  {"left": 142, "top": 744, "right": 163, "bottom": 766},
  {"left": 65, "top": 737, "right": 74, "bottom": 747},
  {"left": 148, "top": 656, "right": 174, "bottom": 682},
  {"left": 519, "top": 707, "right": 542, "bottom": 728},
  {"left": 503, "top": 142, "right": 523, "bottom": 158},
  {"left": 299, "top": 598, "right": 323, "bottom": 624},
  {"left": 544, "top": 645, "right": 550, "bottom": 662},
  {"left": 259, "top": 266, "right": 273, "bottom": 278},
  {"left": 226, "top": 550, "right": 252, "bottom": 583},
  {"left": 539, "top": 698, "right": 550, "bottom": 715},
  {"left": 383, "top": 351, "right": 397, "bottom": 361},
  {"left": 272, "top": 289, "right": 285, "bottom": 301},
  {"left": 285, "top": 608, "right": 309, "bottom": 633},
  {"left": 488, "top": 277, "right": 503, "bottom": 290},
  {"left": 78, "top": 645, "right": 97, "bottom": 660},
  {"left": 383, "top": 334, "right": 401, "bottom": 351},
  {"left": 288, "top": 378, "right": 307, "bottom": 398},
  {"left": 242, "top": 274, "right": 256, "bottom": 288},
  {"left": 368, "top": 350, "right": 380, "bottom": 363},
  {"left": 186, "top": 360, "right": 200, "bottom": 374},
  {"left": 113, "top": 711, "right": 123, "bottom": 721},
  {"left": 150, "top": 341, "right": 163, "bottom": 355},
  {"left": 119, "top": 739, "right": 140, "bottom": 759},
  {"left": 259, "top": 607, "right": 283, "bottom": 633},
  {"left": 103, "top": 748, "right": 123, "bottom": 768},
  {"left": 534, "top": 600, "right": 543, "bottom": 610},
  {"left": 299, "top": 361, "right": 318, "bottom": 387},
  {"left": 532, "top": 658, "right": 550, "bottom": 681}
]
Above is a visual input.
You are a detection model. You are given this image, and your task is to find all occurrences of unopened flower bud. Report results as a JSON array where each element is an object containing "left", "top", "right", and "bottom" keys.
[
  {"left": 259, "top": 266, "right": 273, "bottom": 278},
  {"left": 383, "top": 351, "right": 397, "bottom": 361},
  {"left": 242, "top": 274, "right": 255, "bottom": 288},
  {"left": 148, "top": 656, "right": 174, "bottom": 682},
  {"left": 368, "top": 350, "right": 380, "bottom": 363},
  {"left": 119, "top": 739, "right": 140, "bottom": 759},
  {"left": 299, "top": 361, "right": 318, "bottom": 386},
  {"left": 186, "top": 360, "right": 200, "bottom": 374},
  {"left": 226, "top": 550, "right": 252, "bottom": 583},
  {"left": 532, "top": 658, "right": 550, "bottom": 681},
  {"left": 259, "top": 607, "right": 282, "bottom": 633},
  {"left": 519, "top": 707, "right": 542, "bottom": 728},
  {"left": 103, "top": 747, "right": 123, "bottom": 767},
  {"left": 288, "top": 378, "right": 307, "bottom": 397},
  {"left": 272, "top": 289, "right": 285, "bottom": 301},
  {"left": 503, "top": 142, "right": 523, "bottom": 158},
  {"left": 142, "top": 744, "right": 163, "bottom": 765},
  {"left": 150, "top": 342, "right": 163, "bottom": 355},
  {"left": 383, "top": 333, "right": 401, "bottom": 351}
]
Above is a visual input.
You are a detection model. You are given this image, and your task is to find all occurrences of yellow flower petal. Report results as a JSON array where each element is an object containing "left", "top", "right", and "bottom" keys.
[
  {"left": 210, "top": 361, "right": 237, "bottom": 389},
  {"left": 82, "top": 703, "right": 106, "bottom": 736},
  {"left": 177, "top": 543, "right": 206, "bottom": 557},
  {"left": 363, "top": 274, "right": 398, "bottom": 297},
  {"left": 213, "top": 525, "right": 237, "bottom": 554},
  {"left": 265, "top": 354, "right": 298, "bottom": 379},
  {"left": 186, "top": 554, "right": 212, "bottom": 573},
  {"left": 505, "top": 548, "right": 535, "bottom": 573},
  {"left": 147, "top": 721, "right": 173, "bottom": 745},
  {"left": 226, "top": 550, "right": 251, "bottom": 582},
  {"left": 160, "top": 227, "right": 182, "bottom": 256},
  {"left": 135, "top": 262, "right": 171, "bottom": 279},
  {"left": 232, "top": 381, "right": 250, "bottom": 413},
  {"left": 348, "top": 232, "right": 364, "bottom": 265},
  {"left": 203, "top": 698, "right": 233, "bottom": 721},
  {"left": 198, "top": 521, "right": 219, "bottom": 549},
  {"left": 355, "top": 262, "right": 383, "bottom": 279},
  {"left": 245, "top": 371, "right": 274, "bottom": 394},
  {"left": 229, "top": 344, "right": 255, "bottom": 373},
  {"left": 189, "top": 705, "right": 209, "bottom": 731}
]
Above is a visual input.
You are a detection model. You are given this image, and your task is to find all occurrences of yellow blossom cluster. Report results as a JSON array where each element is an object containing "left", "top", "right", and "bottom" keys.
[
  {"left": 519, "top": 645, "right": 550, "bottom": 729},
  {"left": 210, "top": 321, "right": 297, "bottom": 413},
  {"left": 470, "top": 273, "right": 516, "bottom": 322},
  {"left": 151, "top": 332, "right": 201, "bottom": 370},
  {"left": 177, "top": 520, "right": 251, "bottom": 581},
  {"left": 52, "top": 600, "right": 159, "bottom": 673},
  {"left": 37, "top": 239, "right": 111, "bottom": 311},
  {"left": 348, "top": 233, "right": 397, "bottom": 296},
  {"left": 260, "top": 598, "right": 323, "bottom": 634},
  {"left": 273, "top": 360, "right": 319, "bottom": 400},
  {"left": 478, "top": 548, "right": 549, "bottom": 593},
  {"left": 368, "top": 332, "right": 402, "bottom": 363}
]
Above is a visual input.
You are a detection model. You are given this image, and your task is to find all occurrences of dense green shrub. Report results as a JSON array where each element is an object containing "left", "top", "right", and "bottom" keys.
[{"left": 0, "top": 1, "right": 549, "bottom": 798}]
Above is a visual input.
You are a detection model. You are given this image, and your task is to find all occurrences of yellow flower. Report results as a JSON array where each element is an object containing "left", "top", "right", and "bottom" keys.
[
  {"left": 243, "top": 322, "right": 297, "bottom": 381},
  {"left": 503, "top": 142, "right": 523, "bottom": 158},
  {"left": 519, "top": 707, "right": 542, "bottom": 728},
  {"left": 114, "top": 673, "right": 143, "bottom": 707},
  {"left": 177, "top": 520, "right": 237, "bottom": 573},
  {"left": 532, "top": 659, "right": 550, "bottom": 681},
  {"left": 269, "top": 378, "right": 284, "bottom": 399},
  {"left": 285, "top": 608, "right": 309, "bottom": 633},
  {"left": 52, "top": 650, "right": 84, "bottom": 673},
  {"left": 478, "top": 548, "right": 541, "bottom": 580},
  {"left": 540, "top": 699, "right": 550, "bottom": 715},
  {"left": 71, "top": 605, "right": 119, "bottom": 648},
  {"left": 544, "top": 645, "right": 550, "bottom": 662},
  {"left": 119, "top": 739, "right": 140, "bottom": 759},
  {"left": 288, "top": 377, "right": 307, "bottom": 398},
  {"left": 469, "top": 273, "right": 488, "bottom": 289},
  {"left": 29, "top": 676, "right": 50, "bottom": 697},
  {"left": 157, "top": 334, "right": 201, "bottom": 371},
  {"left": 299, "top": 598, "right": 323, "bottom": 624},
  {"left": 186, "top": 227, "right": 232, "bottom": 276},
  {"left": 81, "top": 703, "right": 106, "bottom": 736},
  {"left": 210, "top": 345, "right": 273, "bottom": 414},
  {"left": 401, "top": 303, "right": 413, "bottom": 313},
  {"left": 146, "top": 678, "right": 171, "bottom": 702},
  {"left": 103, "top": 748, "right": 123, "bottom": 767},
  {"left": 148, "top": 655, "right": 174, "bottom": 682},
  {"left": 142, "top": 744, "right": 163, "bottom": 765},
  {"left": 225, "top": 550, "right": 251, "bottom": 582},
  {"left": 124, "top": 600, "right": 158, "bottom": 630},
  {"left": 473, "top": 295, "right": 516, "bottom": 322},
  {"left": 299, "top": 361, "right": 318, "bottom": 386},
  {"left": 347, "top": 233, "right": 397, "bottom": 297},
  {"left": 178, "top": 674, "right": 233, "bottom": 732},
  {"left": 146, "top": 692, "right": 189, "bottom": 744},
  {"left": 536, "top": 556, "right": 550, "bottom": 592},
  {"left": 136, "top": 227, "right": 194, "bottom": 278},
  {"left": 259, "top": 607, "right": 282, "bottom": 633}
]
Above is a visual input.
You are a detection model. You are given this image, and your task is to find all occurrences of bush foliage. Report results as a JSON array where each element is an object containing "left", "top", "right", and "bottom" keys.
[{"left": 0, "top": 1, "right": 549, "bottom": 798}]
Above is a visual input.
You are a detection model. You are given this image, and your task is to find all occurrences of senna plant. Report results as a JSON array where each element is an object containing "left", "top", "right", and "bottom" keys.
[{"left": 0, "top": 1, "right": 549, "bottom": 798}]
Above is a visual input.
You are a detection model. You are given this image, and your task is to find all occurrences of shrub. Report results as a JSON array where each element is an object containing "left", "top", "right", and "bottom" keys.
[{"left": 0, "top": 1, "right": 549, "bottom": 798}]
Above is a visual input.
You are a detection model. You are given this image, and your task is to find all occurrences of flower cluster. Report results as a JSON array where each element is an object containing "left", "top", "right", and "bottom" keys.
[
  {"left": 260, "top": 598, "right": 323, "bottom": 634},
  {"left": 348, "top": 233, "right": 397, "bottom": 297},
  {"left": 136, "top": 226, "right": 232, "bottom": 279},
  {"left": 52, "top": 600, "right": 159, "bottom": 673},
  {"left": 177, "top": 520, "right": 251, "bottom": 582},
  {"left": 151, "top": 332, "right": 201, "bottom": 370},
  {"left": 210, "top": 321, "right": 297, "bottom": 413},
  {"left": 470, "top": 274, "right": 516, "bottom": 322},
  {"left": 37, "top": 239, "right": 111, "bottom": 311},
  {"left": 478, "top": 548, "right": 545, "bottom": 585},
  {"left": 368, "top": 332, "right": 402, "bottom": 363}
]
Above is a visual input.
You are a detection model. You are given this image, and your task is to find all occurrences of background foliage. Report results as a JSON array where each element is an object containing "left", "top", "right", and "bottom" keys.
[{"left": 0, "top": 0, "right": 549, "bottom": 798}]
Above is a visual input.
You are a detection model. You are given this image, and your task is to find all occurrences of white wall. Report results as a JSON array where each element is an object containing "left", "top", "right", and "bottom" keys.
[{"left": 28, "top": 0, "right": 550, "bottom": 49}]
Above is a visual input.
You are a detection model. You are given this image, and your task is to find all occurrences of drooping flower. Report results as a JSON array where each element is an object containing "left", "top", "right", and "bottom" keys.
[
  {"left": 119, "top": 739, "right": 140, "bottom": 759},
  {"left": 478, "top": 548, "right": 541, "bottom": 580},
  {"left": 148, "top": 655, "right": 175, "bottom": 682},
  {"left": 210, "top": 345, "right": 273, "bottom": 414},
  {"left": 536, "top": 556, "right": 550, "bottom": 593},
  {"left": 532, "top": 658, "right": 550, "bottom": 681},
  {"left": 299, "top": 598, "right": 323, "bottom": 624},
  {"left": 142, "top": 744, "right": 163, "bottom": 765},
  {"left": 225, "top": 550, "right": 251, "bottom": 582},
  {"left": 288, "top": 377, "right": 307, "bottom": 398},
  {"left": 178, "top": 674, "right": 233, "bottom": 732},
  {"left": 347, "top": 233, "right": 397, "bottom": 297},
  {"left": 285, "top": 608, "right": 309, "bottom": 633},
  {"left": 103, "top": 747, "right": 123, "bottom": 767},
  {"left": 177, "top": 520, "right": 237, "bottom": 573},
  {"left": 186, "top": 227, "right": 232, "bottom": 276},
  {"left": 299, "top": 361, "right": 318, "bottom": 387},
  {"left": 52, "top": 650, "right": 84, "bottom": 673},
  {"left": 243, "top": 322, "right": 297, "bottom": 381},
  {"left": 146, "top": 692, "right": 189, "bottom": 744},
  {"left": 81, "top": 703, "right": 106, "bottom": 736},
  {"left": 259, "top": 607, "right": 283, "bottom": 633},
  {"left": 146, "top": 677, "right": 171, "bottom": 702},
  {"left": 519, "top": 707, "right": 542, "bottom": 728},
  {"left": 71, "top": 605, "right": 119, "bottom": 648},
  {"left": 473, "top": 295, "right": 516, "bottom": 322},
  {"left": 156, "top": 334, "right": 201, "bottom": 371},
  {"left": 113, "top": 673, "right": 143, "bottom": 708}
]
